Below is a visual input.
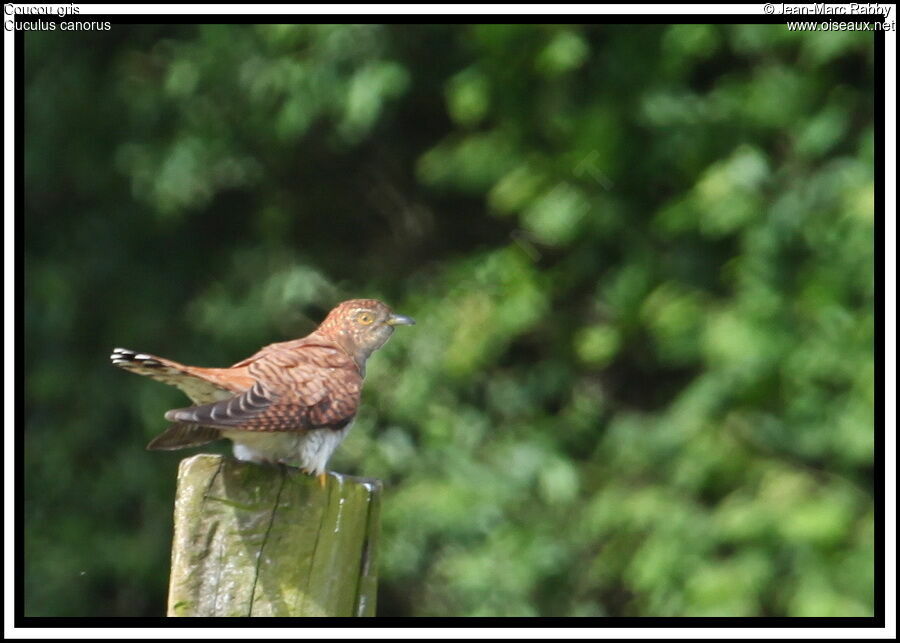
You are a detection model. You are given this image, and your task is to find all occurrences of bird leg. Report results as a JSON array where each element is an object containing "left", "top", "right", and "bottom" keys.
[{"left": 317, "top": 472, "right": 327, "bottom": 489}]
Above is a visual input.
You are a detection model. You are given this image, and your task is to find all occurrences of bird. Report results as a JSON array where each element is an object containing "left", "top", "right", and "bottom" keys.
[{"left": 110, "top": 299, "right": 414, "bottom": 486}]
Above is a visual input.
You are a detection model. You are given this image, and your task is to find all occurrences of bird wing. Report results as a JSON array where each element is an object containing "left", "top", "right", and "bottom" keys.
[{"left": 165, "top": 344, "right": 362, "bottom": 432}]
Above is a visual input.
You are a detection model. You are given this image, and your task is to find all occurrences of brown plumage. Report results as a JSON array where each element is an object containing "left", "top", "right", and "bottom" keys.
[{"left": 111, "top": 299, "right": 414, "bottom": 479}]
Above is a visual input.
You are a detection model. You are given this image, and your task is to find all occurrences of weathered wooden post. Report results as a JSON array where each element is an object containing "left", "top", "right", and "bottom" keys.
[{"left": 165, "top": 454, "right": 382, "bottom": 617}]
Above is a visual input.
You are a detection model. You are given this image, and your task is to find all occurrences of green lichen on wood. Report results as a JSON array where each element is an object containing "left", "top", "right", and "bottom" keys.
[{"left": 166, "top": 454, "right": 381, "bottom": 617}]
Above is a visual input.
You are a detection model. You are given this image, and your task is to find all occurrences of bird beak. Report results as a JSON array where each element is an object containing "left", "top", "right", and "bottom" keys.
[{"left": 386, "top": 314, "right": 416, "bottom": 326}]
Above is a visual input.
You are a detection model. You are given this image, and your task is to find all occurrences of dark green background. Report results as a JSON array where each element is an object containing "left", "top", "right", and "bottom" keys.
[{"left": 24, "top": 23, "right": 875, "bottom": 617}]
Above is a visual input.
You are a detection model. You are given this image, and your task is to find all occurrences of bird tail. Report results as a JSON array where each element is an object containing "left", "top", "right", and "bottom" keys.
[
  {"left": 110, "top": 347, "right": 190, "bottom": 377},
  {"left": 112, "top": 347, "right": 233, "bottom": 450},
  {"left": 146, "top": 423, "right": 222, "bottom": 450},
  {"left": 110, "top": 347, "right": 236, "bottom": 404}
]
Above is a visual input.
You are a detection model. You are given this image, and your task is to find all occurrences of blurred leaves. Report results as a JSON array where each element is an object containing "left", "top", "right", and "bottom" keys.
[{"left": 25, "top": 23, "right": 874, "bottom": 617}]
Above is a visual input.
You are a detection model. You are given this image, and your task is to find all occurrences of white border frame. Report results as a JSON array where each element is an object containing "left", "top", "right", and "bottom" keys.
[{"left": 4, "top": 3, "right": 895, "bottom": 639}]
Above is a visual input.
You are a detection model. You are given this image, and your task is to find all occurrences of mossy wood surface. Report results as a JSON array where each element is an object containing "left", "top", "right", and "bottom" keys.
[{"left": 166, "top": 454, "right": 382, "bottom": 617}]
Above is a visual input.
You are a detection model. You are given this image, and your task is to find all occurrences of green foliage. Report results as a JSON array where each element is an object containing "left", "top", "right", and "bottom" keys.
[{"left": 24, "top": 24, "right": 875, "bottom": 617}]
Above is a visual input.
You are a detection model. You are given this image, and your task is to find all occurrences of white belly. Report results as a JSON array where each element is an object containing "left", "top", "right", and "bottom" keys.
[{"left": 222, "top": 425, "right": 352, "bottom": 476}]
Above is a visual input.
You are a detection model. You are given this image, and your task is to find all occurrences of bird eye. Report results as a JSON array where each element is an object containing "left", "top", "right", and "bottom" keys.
[{"left": 356, "top": 312, "right": 375, "bottom": 325}]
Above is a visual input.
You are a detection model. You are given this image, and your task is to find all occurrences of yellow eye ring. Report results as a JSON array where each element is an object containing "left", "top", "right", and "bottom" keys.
[{"left": 357, "top": 312, "right": 375, "bottom": 325}]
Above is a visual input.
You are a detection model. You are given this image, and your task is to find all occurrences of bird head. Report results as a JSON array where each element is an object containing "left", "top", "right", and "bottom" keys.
[{"left": 316, "top": 299, "right": 415, "bottom": 371}]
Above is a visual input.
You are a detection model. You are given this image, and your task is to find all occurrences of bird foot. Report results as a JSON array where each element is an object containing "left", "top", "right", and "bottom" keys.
[{"left": 297, "top": 467, "right": 327, "bottom": 488}]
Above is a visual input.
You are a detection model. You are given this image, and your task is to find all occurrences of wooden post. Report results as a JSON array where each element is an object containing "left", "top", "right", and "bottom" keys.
[{"left": 165, "top": 454, "right": 382, "bottom": 617}]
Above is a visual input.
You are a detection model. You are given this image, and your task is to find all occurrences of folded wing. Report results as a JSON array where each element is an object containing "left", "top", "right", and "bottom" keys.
[{"left": 164, "top": 345, "right": 362, "bottom": 432}]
